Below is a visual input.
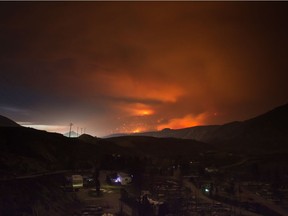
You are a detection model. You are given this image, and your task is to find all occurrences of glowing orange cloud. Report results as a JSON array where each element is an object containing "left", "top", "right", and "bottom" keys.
[
  {"left": 157, "top": 113, "right": 209, "bottom": 130},
  {"left": 140, "top": 110, "right": 153, "bottom": 116},
  {"left": 119, "top": 103, "right": 155, "bottom": 117},
  {"left": 91, "top": 73, "right": 184, "bottom": 103}
]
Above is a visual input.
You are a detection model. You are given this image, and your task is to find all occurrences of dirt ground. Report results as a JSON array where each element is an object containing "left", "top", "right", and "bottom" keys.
[{"left": 73, "top": 170, "right": 122, "bottom": 215}]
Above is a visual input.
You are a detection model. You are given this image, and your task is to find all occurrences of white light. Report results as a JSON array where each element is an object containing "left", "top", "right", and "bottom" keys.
[{"left": 114, "top": 176, "right": 121, "bottom": 183}]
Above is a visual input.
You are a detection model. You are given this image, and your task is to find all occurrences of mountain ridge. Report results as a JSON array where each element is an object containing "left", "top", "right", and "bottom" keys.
[
  {"left": 106, "top": 102, "right": 288, "bottom": 153},
  {"left": 0, "top": 115, "right": 20, "bottom": 127}
]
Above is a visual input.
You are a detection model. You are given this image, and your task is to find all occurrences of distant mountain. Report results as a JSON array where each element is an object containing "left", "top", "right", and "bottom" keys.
[
  {"left": 110, "top": 103, "right": 288, "bottom": 153},
  {"left": 0, "top": 115, "right": 20, "bottom": 127},
  {"left": 133, "top": 125, "right": 221, "bottom": 142},
  {"left": 103, "top": 133, "right": 129, "bottom": 138}
]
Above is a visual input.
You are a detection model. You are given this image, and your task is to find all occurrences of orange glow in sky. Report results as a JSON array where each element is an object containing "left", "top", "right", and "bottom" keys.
[
  {"left": 135, "top": 109, "right": 154, "bottom": 116},
  {"left": 132, "top": 128, "right": 141, "bottom": 133},
  {"left": 1, "top": 2, "right": 288, "bottom": 137},
  {"left": 117, "top": 103, "right": 155, "bottom": 117},
  {"left": 140, "top": 110, "right": 152, "bottom": 116},
  {"left": 91, "top": 73, "right": 184, "bottom": 103},
  {"left": 157, "top": 113, "right": 208, "bottom": 130}
]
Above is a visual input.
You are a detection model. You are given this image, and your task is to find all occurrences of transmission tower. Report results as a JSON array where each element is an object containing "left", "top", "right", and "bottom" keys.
[{"left": 69, "top": 123, "right": 73, "bottom": 138}]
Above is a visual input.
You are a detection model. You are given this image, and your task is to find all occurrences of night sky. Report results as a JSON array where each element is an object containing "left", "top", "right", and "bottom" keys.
[{"left": 1, "top": 2, "right": 288, "bottom": 137}]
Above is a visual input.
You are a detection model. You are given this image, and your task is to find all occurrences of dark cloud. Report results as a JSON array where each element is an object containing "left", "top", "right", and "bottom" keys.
[{"left": 1, "top": 2, "right": 288, "bottom": 136}]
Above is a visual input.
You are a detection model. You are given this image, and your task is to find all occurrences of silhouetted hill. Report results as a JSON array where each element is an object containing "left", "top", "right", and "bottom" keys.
[
  {"left": 0, "top": 121, "right": 213, "bottom": 177},
  {"left": 105, "top": 135, "right": 214, "bottom": 157},
  {"left": 0, "top": 127, "right": 75, "bottom": 175},
  {"left": 1, "top": 102, "right": 287, "bottom": 176},
  {"left": 112, "top": 103, "right": 288, "bottom": 153},
  {"left": 78, "top": 133, "right": 97, "bottom": 142},
  {"left": 186, "top": 103, "right": 288, "bottom": 153},
  {"left": 103, "top": 133, "right": 128, "bottom": 138},
  {"left": 0, "top": 126, "right": 127, "bottom": 176},
  {"left": 220, "top": 103, "right": 288, "bottom": 153},
  {"left": 78, "top": 133, "right": 132, "bottom": 155},
  {"left": 0, "top": 115, "right": 20, "bottom": 127},
  {"left": 135, "top": 125, "right": 220, "bottom": 142}
]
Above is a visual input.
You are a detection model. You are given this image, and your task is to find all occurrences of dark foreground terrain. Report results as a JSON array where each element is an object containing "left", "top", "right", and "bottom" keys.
[{"left": 0, "top": 103, "right": 288, "bottom": 215}]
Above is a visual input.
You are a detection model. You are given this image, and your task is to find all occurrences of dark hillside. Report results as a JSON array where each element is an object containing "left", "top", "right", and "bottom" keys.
[
  {"left": 219, "top": 103, "right": 288, "bottom": 153},
  {"left": 116, "top": 103, "right": 288, "bottom": 154},
  {"left": 0, "top": 115, "right": 20, "bottom": 127},
  {"left": 106, "top": 135, "right": 214, "bottom": 157},
  {"left": 0, "top": 127, "right": 126, "bottom": 176}
]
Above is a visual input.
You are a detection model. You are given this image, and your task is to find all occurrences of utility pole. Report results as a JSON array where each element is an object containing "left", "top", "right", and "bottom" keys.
[{"left": 69, "top": 123, "right": 73, "bottom": 138}]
